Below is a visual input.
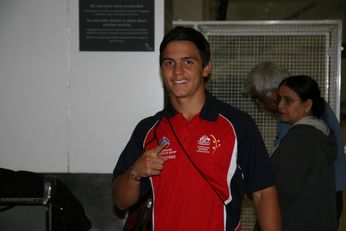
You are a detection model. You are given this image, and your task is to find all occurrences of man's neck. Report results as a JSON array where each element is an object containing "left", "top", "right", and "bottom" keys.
[{"left": 170, "top": 92, "right": 206, "bottom": 121}]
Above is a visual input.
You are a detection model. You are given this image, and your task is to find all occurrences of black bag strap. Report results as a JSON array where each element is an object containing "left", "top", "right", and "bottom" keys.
[{"left": 123, "top": 193, "right": 153, "bottom": 231}]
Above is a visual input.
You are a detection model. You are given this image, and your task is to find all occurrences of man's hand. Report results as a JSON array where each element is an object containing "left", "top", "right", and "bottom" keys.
[
  {"left": 131, "top": 143, "right": 168, "bottom": 179},
  {"left": 112, "top": 143, "right": 168, "bottom": 209}
]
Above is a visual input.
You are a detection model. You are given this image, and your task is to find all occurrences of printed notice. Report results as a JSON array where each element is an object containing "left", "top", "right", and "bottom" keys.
[{"left": 79, "top": 0, "right": 154, "bottom": 51}]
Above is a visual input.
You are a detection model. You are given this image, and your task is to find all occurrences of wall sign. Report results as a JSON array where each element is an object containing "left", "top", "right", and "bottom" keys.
[{"left": 79, "top": 0, "right": 154, "bottom": 51}]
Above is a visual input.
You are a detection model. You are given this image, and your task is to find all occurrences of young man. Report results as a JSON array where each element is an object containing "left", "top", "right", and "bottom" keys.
[
  {"left": 112, "top": 27, "right": 281, "bottom": 231},
  {"left": 244, "top": 61, "right": 346, "bottom": 226}
]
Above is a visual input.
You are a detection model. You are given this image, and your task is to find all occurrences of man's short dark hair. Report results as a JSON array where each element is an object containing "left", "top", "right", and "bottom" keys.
[{"left": 159, "top": 26, "right": 210, "bottom": 68}]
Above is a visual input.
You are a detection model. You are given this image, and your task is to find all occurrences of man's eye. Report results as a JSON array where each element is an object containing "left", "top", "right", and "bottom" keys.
[
  {"left": 164, "top": 60, "right": 174, "bottom": 66},
  {"left": 184, "top": 59, "right": 194, "bottom": 65}
]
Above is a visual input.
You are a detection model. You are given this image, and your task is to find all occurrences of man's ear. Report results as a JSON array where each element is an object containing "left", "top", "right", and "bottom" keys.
[{"left": 203, "top": 61, "right": 212, "bottom": 78}]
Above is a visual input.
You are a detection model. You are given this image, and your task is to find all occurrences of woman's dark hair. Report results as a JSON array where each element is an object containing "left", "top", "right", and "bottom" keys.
[
  {"left": 159, "top": 26, "right": 210, "bottom": 68},
  {"left": 279, "top": 75, "right": 325, "bottom": 117}
]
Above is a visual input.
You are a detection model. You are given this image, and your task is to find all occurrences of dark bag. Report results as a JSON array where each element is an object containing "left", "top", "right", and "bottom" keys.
[
  {"left": 123, "top": 194, "right": 152, "bottom": 231},
  {"left": 0, "top": 168, "right": 91, "bottom": 231}
]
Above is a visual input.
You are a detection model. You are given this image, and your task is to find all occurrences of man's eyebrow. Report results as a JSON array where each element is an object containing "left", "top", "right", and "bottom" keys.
[
  {"left": 162, "top": 57, "right": 194, "bottom": 60},
  {"left": 161, "top": 57, "right": 174, "bottom": 62},
  {"left": 182, "top": 56, "right": 197, "bottom": 60}
]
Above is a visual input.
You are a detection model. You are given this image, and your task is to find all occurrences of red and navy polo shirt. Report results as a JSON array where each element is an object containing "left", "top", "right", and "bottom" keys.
[{"left": 113, "top": 91, "right": 275, "bottom": 231}]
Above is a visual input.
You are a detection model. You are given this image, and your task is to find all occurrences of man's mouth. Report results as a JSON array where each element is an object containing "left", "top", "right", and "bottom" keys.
[{"left": 174, "top": 80, "right": 188, "bottom": 84}]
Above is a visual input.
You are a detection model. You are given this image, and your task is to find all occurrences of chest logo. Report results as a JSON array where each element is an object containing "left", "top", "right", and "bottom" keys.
[
  {"left": 158, "top": 136, "right": 176, "bottom": 159},
  {"left": 196, "top": 134, "right": 221, "bottom": 154},
  {"left": 159, "top": 136, "right": 170, "bottom": 146}
]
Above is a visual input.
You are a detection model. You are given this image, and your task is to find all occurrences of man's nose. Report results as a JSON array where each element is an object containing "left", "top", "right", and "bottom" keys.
[{"left": 173, "top": 62, "right": 183, "bottom": 75}]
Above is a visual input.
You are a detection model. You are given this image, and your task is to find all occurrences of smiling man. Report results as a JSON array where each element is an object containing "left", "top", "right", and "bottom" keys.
[{"left": 112, "top": 26, "right": 281, "bottom": 231}]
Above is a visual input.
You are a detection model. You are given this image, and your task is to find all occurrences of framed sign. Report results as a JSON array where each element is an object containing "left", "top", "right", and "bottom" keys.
[{"left": 79, "top": 0, "right": 154, "bottom": 51}]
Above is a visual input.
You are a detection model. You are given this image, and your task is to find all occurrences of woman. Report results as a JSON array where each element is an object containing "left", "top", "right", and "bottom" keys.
[{"left": 271, "top": 75, "right": 337, "bottom": 231}]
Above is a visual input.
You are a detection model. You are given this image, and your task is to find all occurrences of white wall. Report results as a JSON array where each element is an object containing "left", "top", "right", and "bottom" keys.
[{"left": 0, "top": 0, "right": 164, "bottom": 173}]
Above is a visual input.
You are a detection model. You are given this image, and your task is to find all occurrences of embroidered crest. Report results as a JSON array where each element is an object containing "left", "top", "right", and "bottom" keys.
[
  {"left": 159, "top": 136, "right": 176, "bottom": 159},
  {"left": 159, "top": 136, "right": 170, "bottom": 146},
  {"left": 196, "top": 134, "right": 221, "bottom": 154}
]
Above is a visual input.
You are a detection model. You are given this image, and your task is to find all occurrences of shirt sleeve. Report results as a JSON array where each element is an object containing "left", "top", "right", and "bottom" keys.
[
  {"left": 112, "top": 118, "right": 153, "bottom": 195},
  {"left": 236, "top": 112, "right": 276, "bottom": 193}
]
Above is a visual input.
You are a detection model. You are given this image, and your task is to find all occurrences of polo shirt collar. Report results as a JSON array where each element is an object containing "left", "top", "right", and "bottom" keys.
[{"left": 163, "top": 90, "right": 219, "bottom": 121}]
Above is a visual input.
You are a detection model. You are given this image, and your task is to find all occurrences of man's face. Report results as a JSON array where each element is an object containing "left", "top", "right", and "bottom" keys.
[
  {"left": 250, "top": 88, "right": 279, "bottom": 114},
  {"left": 160, "top": 40, "right": 211, "bottom": 101}
]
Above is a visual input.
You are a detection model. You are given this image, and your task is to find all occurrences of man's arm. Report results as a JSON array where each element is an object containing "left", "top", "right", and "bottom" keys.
[
  {"left": 252, "top": 186, "right": 281, "bottom": 231},
  {"left": 112, "top": 167, "right": 142, "bottom": 209},
  {"left": 112, "top": 144, "right": 167, "bottom": 209}
]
